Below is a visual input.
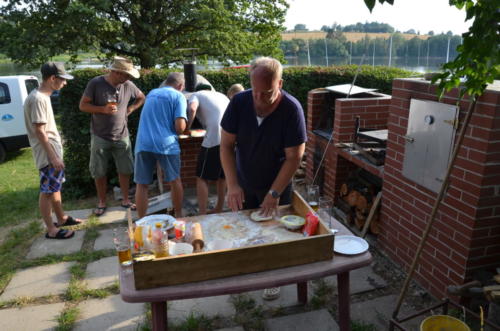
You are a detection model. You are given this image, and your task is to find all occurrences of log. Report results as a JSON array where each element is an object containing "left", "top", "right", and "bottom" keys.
[
  {"left": 369, "top": 212, "right": 380, "bottom": 234},
  {"left": 361, "top": 191, "right": 382, "bottom": 237},
  {"left": 355, "top": 209, "right": 365, "bottom": 229},
  {"left": 346, "top": 190, "right": 360, "bottom": 207},
  {"left": 340, "top": 183, "right": 348, "bottom": 197},
  {"left": 356, "top": 195, "right": 369, "bottom": 210}
]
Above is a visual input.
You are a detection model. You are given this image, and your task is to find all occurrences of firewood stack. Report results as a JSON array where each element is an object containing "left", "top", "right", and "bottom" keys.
[{"left": 337, "top": 170, "right": 381, "bottom": 234}]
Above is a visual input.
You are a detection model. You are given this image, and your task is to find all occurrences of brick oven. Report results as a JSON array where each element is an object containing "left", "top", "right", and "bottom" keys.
[
  {"left": 179, "top": 135, "right": 203, "bottom": 188},
  {"left": 306, "top": 78, "right": 500, "bottom": 299}
]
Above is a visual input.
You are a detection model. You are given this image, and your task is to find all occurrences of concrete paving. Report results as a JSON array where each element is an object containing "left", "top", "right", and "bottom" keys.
[
  {"left": 215, "top": 327, "right": 245, "bottom": 331},
  {"left": 265, "top": 309, "right": 339, "bottom": 331},
  {"left": 245, "top": 283, "right": 313, "bottom": 309},
  {"left": 51, "top": 208, "right": 93, "bottom": 223},
  {"left": 73, "top": 295, "right": 145, "bottom": 331},
  {"left": 85, "top": 256, "right": 119, "bottom": 289},
  {"left": 169, "top": 294, "right": 236, "bottom": 323},
  {"left": 0, "top": 262, "right": 75, "bottom": 301},
  {"left": 94, "top": 206, "right": 128, "bottom": 224},
  {"left": 0, "top": 302, "right": 65, "bottom": 330},
  {"left": 351, "top": 294, "right": 424, "bottom": 330},
  {"left": 324, "top": 265, "right": 387, "bottom": 294},
  {"left": 93, "top": 229, "right": 115, "bottom": 251},
  {"left": 26, "top": 230, "right": 86, "bottom": 259}
]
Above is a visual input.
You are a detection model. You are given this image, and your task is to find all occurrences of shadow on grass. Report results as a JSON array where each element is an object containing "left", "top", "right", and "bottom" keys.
[
  {"left": 0, "top": 186, "right": 40, "bottom": 227},
  {"left": 4, "top": 149, "right": 26, "bottom": 163}
]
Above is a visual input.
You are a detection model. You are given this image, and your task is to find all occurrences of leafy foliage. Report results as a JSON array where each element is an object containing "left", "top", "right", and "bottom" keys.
[
  {"left": 59, "top": 66, "right": 412, "bottom": 198},
  {"left": 363, "top": 0, "right": 499, "bottom": 97},
  {"left": 0, "top": 0, "right": 288, "bottom": 68}
]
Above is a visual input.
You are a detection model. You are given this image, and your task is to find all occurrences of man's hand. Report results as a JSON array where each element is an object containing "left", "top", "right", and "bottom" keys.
[
  {"left": 103, "top": 104, "right": 117, "bottom": 114},
  {"left": 50, "top": 156, "right": 65, "bottom": 172},
  {"left": 226, "top": 184, "right": 245, "bottom": 211},
  {"left": 260, "top": 193, "right": 279, "bottom": 217}
]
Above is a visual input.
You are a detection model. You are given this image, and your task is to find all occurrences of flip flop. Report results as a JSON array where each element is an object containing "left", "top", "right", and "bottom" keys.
[
  {"left": 54, "top": 216, "right": 83, "bottom": 227},
  {"left": 45, "top": 229, "right": 75, "bottom": 240},
  {"left": 93, "top": 206, "right": 107, "bottom": 216},
  {"left": 121, "top": 202, "right": 137, "bottom": 211}
]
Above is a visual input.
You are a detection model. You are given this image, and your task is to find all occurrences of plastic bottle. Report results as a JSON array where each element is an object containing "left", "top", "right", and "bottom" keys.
[{"left": 152, "top": 222, "right": 169, "bottom": 258}]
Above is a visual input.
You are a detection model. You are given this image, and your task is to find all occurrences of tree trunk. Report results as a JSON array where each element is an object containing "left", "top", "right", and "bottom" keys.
[{"left": 139, "top": 51, "right": 155, "bottom": 69}]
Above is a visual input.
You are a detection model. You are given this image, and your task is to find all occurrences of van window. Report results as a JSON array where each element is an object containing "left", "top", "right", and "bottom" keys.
[
  {"left": 0, "top": 83, "right": 11, "bottom": 104},
  {"left": 25, "top": 79, "right": 39, "bottom": 94}
]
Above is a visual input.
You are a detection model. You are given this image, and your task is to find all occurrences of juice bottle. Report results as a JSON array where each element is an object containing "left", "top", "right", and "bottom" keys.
[
  {"left": 152, "top": 223, "right": 169, "bottom": 258},
  {"left": 134, "top": 225, "right": 144, "bottom": 252}
]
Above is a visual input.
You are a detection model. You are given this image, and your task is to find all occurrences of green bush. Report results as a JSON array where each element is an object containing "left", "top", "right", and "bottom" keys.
[{"left": 60, "top": 65, "right": 413, "bottom": 198}]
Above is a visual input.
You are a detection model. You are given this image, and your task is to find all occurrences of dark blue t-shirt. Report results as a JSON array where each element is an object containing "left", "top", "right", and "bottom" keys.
[{"left": 220, "top": 89, "right": 307, "bottom": 191}]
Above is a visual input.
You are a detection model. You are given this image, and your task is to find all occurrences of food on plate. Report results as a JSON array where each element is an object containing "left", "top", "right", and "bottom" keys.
[
  {"left": 250, "top": 211, "right": 273, "bottom": 222},
  {"left": 280, "top": 215, "right": 306, "bottom": 230},
  {"left": 223, "top": 224, "right": 233, "bottom": 229}
]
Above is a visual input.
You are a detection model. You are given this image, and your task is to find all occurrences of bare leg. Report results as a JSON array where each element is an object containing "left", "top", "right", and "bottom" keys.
[
  {"left": 196, "top": 177, "right": 209, "bottom": 215},
  {"left": 118, "top": 173, "right": 132, "bottom": 205},
  {"left": 213, "top": 178, "right": 226, "bottom": 213},
  {"left": 40, "top": 193, "right": 71, "bottom": 237},
  {"left": 51, "top": 191, "right": 65, "bottom": 225},
  {"left": 169, "top": 178, "right": 184, "bottom": 217},
  {"left": 135, "top": 183, "right": 149, "bottom": 219},
  {"left": 95, "top": 176, "right": 107, "bottom": 208}
]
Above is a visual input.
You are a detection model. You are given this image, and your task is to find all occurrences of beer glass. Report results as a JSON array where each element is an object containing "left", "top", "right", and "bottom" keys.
[
  {"left": 319, "top": 196, "right": 333, "bottom": 228},
  {"left": 113, "top": 227, "right": 132, "bottom": 264},
  {"left": 307, "top": 184, "right": 319, "bottom": 211}
]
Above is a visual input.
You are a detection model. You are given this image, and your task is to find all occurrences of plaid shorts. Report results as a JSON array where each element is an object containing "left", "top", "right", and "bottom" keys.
[{"left": 39, "top": 166, "right": 66, "bottom": 193}]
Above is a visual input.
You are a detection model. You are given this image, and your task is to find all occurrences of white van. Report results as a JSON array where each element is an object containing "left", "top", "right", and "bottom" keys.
[{"left": 0, "top": 75, "right": 39, "bottom": 163}]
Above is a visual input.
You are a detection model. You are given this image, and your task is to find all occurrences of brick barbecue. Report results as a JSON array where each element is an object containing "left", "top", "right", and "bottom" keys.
[{"left": 306, "top": 78, "right": 500, "bottom": 299}]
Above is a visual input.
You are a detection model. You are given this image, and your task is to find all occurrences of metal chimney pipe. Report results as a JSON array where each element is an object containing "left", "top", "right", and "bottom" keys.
[{"left": 183, "top": 60, "right": 197, "bottom": 92}]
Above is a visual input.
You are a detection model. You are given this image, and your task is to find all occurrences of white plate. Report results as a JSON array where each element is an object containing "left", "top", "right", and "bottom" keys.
[
  {"left": 250, "top": 211, "right": 273, "bottom": 222},
  {"left": 135, "top": 214, "right": 175, "bottom": 232},
  {"left": 334, "top": 235, "right": 369, "bottom": 255}
]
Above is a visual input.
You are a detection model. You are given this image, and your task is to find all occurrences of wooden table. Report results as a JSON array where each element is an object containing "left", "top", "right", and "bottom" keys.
[{"left": 119, "top": 217, "right": 372, "bottom": 331}]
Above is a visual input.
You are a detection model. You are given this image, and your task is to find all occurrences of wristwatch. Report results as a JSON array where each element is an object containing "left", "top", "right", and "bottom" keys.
[{"left": 268, "top": 189, "right": 280, "bottom": 199}]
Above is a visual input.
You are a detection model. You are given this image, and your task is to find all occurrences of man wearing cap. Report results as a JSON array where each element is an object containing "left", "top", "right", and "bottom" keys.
[
  {"left": 134, "top": 72, "right": 187, "bottom": 218},
  {"left": 186, "top": 83, "right": 229, "bottom": 214},
  {"left": 24, "top": 62, "right": 83, "bottom": 239},
  {"left": 79, "top": 57, "right": 145, "bottom": 216}
]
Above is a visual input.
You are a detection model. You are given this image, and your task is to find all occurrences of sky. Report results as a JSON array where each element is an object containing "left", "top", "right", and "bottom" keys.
[{"left": 285, "top": 0, "right": 472, "bottom": 35}]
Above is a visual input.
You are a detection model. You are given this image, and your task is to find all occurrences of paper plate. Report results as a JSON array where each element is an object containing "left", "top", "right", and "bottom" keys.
[
  {"left": 135, "top": 214, "right": 175, "bottom": 231},
  {"left": 334, "top": 235, "right": 369, "bottom": 255}
]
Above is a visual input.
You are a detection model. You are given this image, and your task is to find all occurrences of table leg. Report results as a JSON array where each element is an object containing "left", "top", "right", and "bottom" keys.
[
  {"left": 337, "top": 272, "right": 350, "bottom": 331},
  {"left": 297, "top": 282, "right": 308, "bottom": 304},
  {"left": 151, "top": 301, "right": 167, "bottom": 331}
]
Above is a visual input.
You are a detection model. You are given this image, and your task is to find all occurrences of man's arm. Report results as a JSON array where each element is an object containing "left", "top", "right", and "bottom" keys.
[
  {"left": 220, "top": 129, "right": 245, "bottom": 211},
  {"left": 175, "top": 118, "right": 187, "bottom": 135},
  {"left": 34, "top": 123, "right": 64, "bottom": 171},
  {"left": 260, "top": 143, "right": 305, "bottom": 216},
  {"left": 126, "top": 90, "right": 145, "bottom": 116},
  {"left": 186, "top": 99, "right": 199, "bottom": 130},
  {"left": 79, "top": 95, "right": 116, "bottom": 115}
]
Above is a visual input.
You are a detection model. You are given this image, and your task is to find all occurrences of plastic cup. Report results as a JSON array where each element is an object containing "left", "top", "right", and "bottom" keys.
[
  {"left": 319, "top": 196, "right": 333, "bottom": 228},
  {"left": 307, "top": 185, "right": 320, "bottom": 211},
  {"left": 113, "top": 227, "right": 132, "bottom": 264}
]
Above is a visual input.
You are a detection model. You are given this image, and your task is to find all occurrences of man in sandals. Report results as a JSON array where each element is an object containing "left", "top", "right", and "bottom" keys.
[
  {"left": 79, "top": 57, "right": 145, "bottom": 216},
  {"left": 220, "top": 57, "right": 306, "bottom": 299},
  {"left": 24, "top": 62, "right": 83, "bottom": 239}
]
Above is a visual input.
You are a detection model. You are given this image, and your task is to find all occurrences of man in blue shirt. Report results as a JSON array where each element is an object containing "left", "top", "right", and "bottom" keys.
[
  {"left": 220, "top": 57, "right": 306, "bottom": 301},
  {"left": 220, "top": 57, "right": 306, "bottom": 215},
  {"left": 134, "top": 72, "right": 187, "bottom": 218}
]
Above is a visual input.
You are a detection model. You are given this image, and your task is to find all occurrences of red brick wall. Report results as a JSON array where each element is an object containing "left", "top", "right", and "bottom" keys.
[
  {"left": 179, "top": 136, "right": 203, "bottom": 188},
  {"left": 379, "top": 78, "right": 500, "bottom": 298}
]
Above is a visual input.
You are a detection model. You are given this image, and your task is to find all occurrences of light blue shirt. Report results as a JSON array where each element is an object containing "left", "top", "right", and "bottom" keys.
[{"left": 135, "top": 86, "right": 187, "bottom": 155}]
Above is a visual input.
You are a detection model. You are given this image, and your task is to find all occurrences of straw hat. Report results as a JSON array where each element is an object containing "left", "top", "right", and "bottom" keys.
[{"left": 109, "top": 57, "right": 140, "bottom": 79}]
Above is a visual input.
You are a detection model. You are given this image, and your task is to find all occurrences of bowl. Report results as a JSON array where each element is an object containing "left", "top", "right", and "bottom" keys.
[{"left": 280, "top": 215, "right": 305, "bottom": 230}]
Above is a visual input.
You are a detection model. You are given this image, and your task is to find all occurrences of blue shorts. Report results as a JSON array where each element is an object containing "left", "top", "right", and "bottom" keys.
[
  {"left": 39, "top": 166, "right": 65, "bottom": 193},
  {"left": 134, "top": 152, "right": 180, "bottom": 185}
]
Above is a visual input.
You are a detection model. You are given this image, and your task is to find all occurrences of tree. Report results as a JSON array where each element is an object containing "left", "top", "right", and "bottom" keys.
[
  {"left": 363, "top": 0, "right": 499, "bottom": 97},
  {"left": 294, "top": 24, "right": 308, "bottom": 31},
  {"left": 428, "top": 30, "right": 435, "bottom": 36},
  {"left": 0, "top": 0, "right": 288, "bottom": 68}
]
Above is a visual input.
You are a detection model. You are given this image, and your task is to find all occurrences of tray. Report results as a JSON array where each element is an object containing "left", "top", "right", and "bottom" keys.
[{"left": 132, "top": 191, "right": 335, "bottom": 290}]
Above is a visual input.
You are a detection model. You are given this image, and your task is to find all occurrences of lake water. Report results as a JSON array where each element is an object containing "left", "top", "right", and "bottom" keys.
[{"left": 0, "top": 56, "right": 447, "bottom": 77}]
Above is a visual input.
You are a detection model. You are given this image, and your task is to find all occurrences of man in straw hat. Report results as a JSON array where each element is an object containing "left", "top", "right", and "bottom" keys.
[{"left": 79, "top": 56, "right": 145, "bottom": 216}]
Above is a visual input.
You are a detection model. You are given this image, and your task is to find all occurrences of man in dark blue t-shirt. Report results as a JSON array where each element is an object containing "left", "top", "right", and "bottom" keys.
[{"left": 220, "top": 57, "right": 306, "bottom": 217}]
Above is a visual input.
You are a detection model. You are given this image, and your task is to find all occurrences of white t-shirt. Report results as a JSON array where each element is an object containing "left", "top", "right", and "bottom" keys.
[
  {"left": 23, "top": 90, "right": 63, "bottom": 169},
  {"left": 189, "top": 91, "right": 229, "bottom": 148}
]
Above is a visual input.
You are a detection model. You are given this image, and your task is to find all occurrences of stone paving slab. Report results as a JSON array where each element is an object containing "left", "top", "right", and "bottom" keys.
[
  {"left": 265, "top": 309, "right": 339, "bottom": 331},
  {"left": 27, "top": 230, "right": 86, "bottom": 259},
  {"left": 95, "top": 206, "right": 129, "bottom": 224},
  {"left": 324, "top": 265, "right": 387, "bottom": 294},
  {"left": 73, "top": 295, "right": 145, "bottom": 331},
  {"left": 51, "top": 208, "right": 93, "bottom": 223},
  {"left": 245, "top": 283, "right": 313, "bottom": 309},
  {"left": 0, "top": 262, "right": 75, "bottom": 301},
  {"left": 0, "top": 302, "right": 65, "bottom": 330},
  {"left": 215, "top": 327, "right": 245, "bottom": 331},
  {"left": 351, "top": 294, "right": 423, "bottom": 330},
  {"left": 94, "top": 229, "right": 115, "bottom": 251},
  {"left": 85, "top": 256, "right": 119, "bottom": 289},
  {"left": 169, "top": 294, "right": 235, "bottom": 323}
]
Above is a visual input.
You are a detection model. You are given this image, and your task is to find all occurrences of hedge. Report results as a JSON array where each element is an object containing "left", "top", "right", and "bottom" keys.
[{"left": 59, "top": 65, "right": 413, "bottom": 198}]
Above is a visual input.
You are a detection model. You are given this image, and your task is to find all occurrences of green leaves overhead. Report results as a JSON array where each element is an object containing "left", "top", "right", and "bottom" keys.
[{"left": 0, "top": 0, "right": 288, "bottom": 68}]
